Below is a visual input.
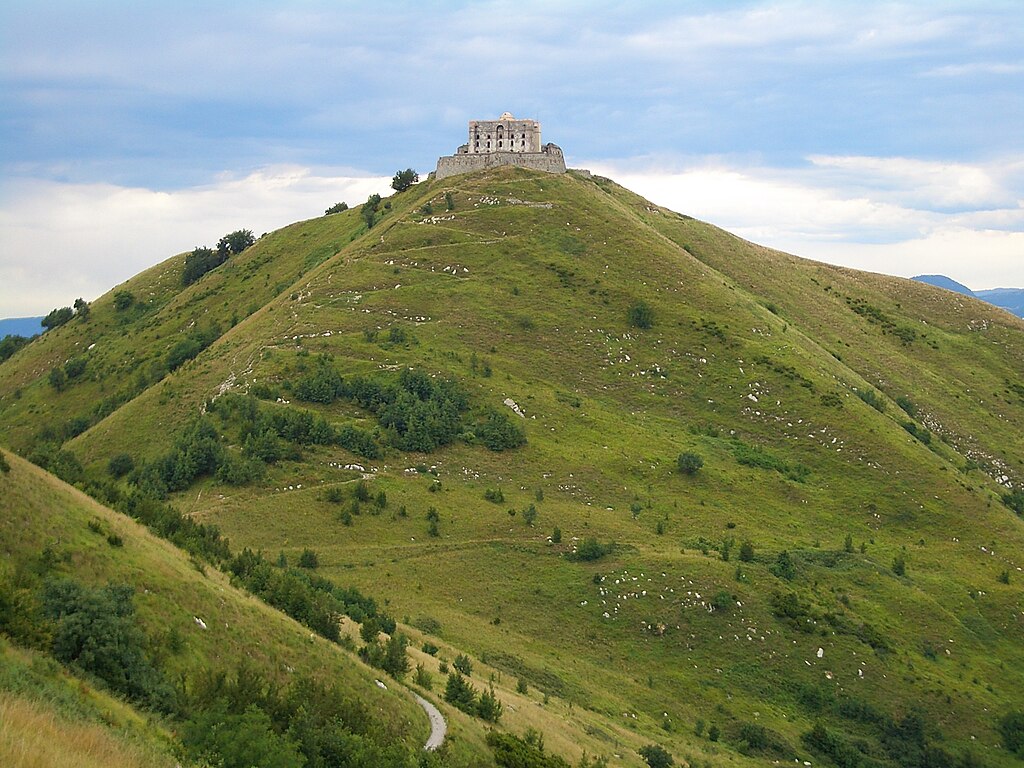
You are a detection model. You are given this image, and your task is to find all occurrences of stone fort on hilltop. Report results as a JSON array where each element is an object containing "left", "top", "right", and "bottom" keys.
[{"left": 434, "top": 112, "right": 566, "bottom": 180}]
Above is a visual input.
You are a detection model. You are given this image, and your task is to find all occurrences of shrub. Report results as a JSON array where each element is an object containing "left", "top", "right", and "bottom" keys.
[
  {"left": 48, "top": 367, "right": 67, "bottom": 391},
  {"left": 297, "top": 549, "right": 319, "bottom": 569},
  {"left": 324, "top": 201, "right": 349, "bottom": 215},
  {"left": 902, "top": 421, "right": 931, "bottom": 445},
  {"left": 107, "top": 453, "right": 134, "bottom": 478},
  {"left": 112, "top": 290, "right": 135, "bottom": 311},
  {"left": 820, "top": 392, "right": 844, "bottom": 407},
  {"left": 1000, "top": 711, "right": 1024, "bottom": 755},
  {"left": 182, "top": 246, "right": 227, "bottom": 286},
  {"left": 453, "top": 653, "right": 473, "bottom": 676},
  {"left": 711, "top": 591, "right": 732, "bottom": 613},
  {"left": 738, "top": 541, "right": 755, "bottom": 562},
  {"left": 486, "top": 732, "right": 572, "bottom": 768},
  {"left": 42, "top": 579, "right": 172, "bottom": 710},
  {"left": 551, "top": 527, "right": 562, "bottom": 543},
  {"left": 361, "top": 194, "right": 382, "bottom": 228},
  {"left": 896, "top": 395, "right": 917, "bottom": 417},
  {"left": 732, "top": 439, "right": 810, "bottom": 482},
  {"left": 628, "top": 300, "right": 655, "bottom": 329},
  {"left": 476, "top": 408, "right": 527, "bottom": 451},
  {"left": 772, "top": 550, "right": 796, "bottom": 580},
  {"left": 0, "top": 334, "right": 31, "bottom": 362},
  {"left": 42, "top": 306, "right": 74, "bottom": 330},
  {"left": 422, "top": 642, "right": 439, "bottom": 656},
  {"left": 638, "top": 744, "right": 674, "bottom": 768},
  {"left": 856, "top": 388, "right": 886, "bottom": 413},
  {"left": 484, "top": 487, "right": 505, "bottom": 503},
  {"left": 677, "top": 451, "right": 704, "bottom": 475},
  {"left": 522, "top": 504, "right": 538, "bottom": 526},
  {"left": 892, "top": 554, "right": 906, "bottom": 576},
  {"left": 414, "top": 663, "right": 432, "bottom": 690},
  {"left": 568, "top": 538, "right": 614, "bottom": 562},
  {"left": 1001, "top": 490, "right": 1024, "bottom": 515},
  {"left": 184, "top": 704, "right": 304, "bottom": 768}
]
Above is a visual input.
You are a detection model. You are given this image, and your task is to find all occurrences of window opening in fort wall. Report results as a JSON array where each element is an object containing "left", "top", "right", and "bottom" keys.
[{"left": 435, "top": 112, "right": 566, "bottom": 180}]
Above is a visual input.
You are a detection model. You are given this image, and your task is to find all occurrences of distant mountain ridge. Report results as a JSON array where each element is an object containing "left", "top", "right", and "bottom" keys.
[
  {"left": 913, "top": 274, "right": 1024, "bottom": 317},
  {"left": 0, "top": 316, "right": 43, "bottom": 338}
]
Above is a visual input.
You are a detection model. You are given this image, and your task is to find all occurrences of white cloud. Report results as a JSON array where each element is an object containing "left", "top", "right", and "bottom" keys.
[
  {"left": 0, "top": 167, "right": 391, "bottom": 316},
  {"left": 1, "top": 153, "right": 1021, "bottom": 319},
  {"left": 588, "top": 154, "right": 1024, "bottom": 290}
]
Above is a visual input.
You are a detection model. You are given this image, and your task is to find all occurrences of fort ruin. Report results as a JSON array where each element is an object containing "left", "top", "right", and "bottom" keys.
[{"left": 434, "top": 112, "right": 566, "bottom": 179}]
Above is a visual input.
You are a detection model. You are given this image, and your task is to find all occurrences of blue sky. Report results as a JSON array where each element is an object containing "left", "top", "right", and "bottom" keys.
[{"left": 1, "top": 1, "right": 1022, "bottom": 316}]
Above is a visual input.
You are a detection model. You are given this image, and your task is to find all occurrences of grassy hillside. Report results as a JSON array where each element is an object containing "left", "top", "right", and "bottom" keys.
[
  {"left": 2, "top": 166, "right": 1023, "bottom": 767},
  {"left": 0, "top": 450, "right": 494, "bottom": 767}
]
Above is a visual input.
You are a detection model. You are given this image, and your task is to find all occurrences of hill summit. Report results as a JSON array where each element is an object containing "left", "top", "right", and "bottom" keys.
[{"left": 2, "top": 166, "right": 1024, "bottom": 767}]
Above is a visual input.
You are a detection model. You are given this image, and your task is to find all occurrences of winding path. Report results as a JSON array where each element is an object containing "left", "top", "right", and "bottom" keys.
[{"left": 413, "top": 692, "right": 447, "bottom": 750}]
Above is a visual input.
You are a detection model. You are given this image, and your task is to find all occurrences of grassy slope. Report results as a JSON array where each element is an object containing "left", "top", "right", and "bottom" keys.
[
  {"left": 0, "top": 640, "right": 179, "bottom": 768},
  {"left": 1, "top": 167, "right": 1022, "bottom": 766},
  {"left": 0, "top": 452, "right": 496, "bottom": 764}
]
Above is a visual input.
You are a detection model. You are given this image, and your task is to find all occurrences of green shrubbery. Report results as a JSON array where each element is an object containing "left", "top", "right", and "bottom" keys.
[
  {"left": 167, "top": 321, "right": 222, "bottom": 371},
  {"left": 42, "top": 305, "right": 74, "bottom": 330},
  {"left": 0, "top": 334, "right": 31, "bottom": 362},
  {"left": 676, "top": 451, "right": 703, "bottom": 475},
  {"left": 474, "top": 408, "right": 527, "bottom": 450},
  {"left": 732, "top": 440, "right": 809, "bottom": 482},
  {"left": 567, "top": 538, "right": 614, "bottom": 562},
  {"left": 43, "top": 579, "right": 174, "bottom": 711},
  {"left": 856, "top": 388, "right": 886, "bottom": 413},
  {"left": 443, "top": 671, "right": 502, "bottom": 722},
  {"left": 289, "top": 362, "right": 525, "bottom": 454},
  {"left": 487, "top": 732, "right": 572, "bottom": 768}
]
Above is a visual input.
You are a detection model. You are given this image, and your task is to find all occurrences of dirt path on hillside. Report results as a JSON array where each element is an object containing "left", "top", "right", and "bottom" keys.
[{"left": 412, "top": 692, "right": 446, "bottom": 750}]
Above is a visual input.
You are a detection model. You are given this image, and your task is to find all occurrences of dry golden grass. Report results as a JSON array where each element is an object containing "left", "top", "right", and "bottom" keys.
[{"left": 0, "top": 693, "right": 177, "bottom": 768}]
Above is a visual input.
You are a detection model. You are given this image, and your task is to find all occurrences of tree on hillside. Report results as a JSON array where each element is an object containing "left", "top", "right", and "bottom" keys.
[
  {"left": 42, "top": 306, "right": 74, "bottom": 330},
  {"left": 391, "top": 168, "right": 418, "bottom": 192},
  {"left": 217, "top": 229, "right": 255, "bottom": 258},
  {"left": 182, "top": 246, "right": 225, "bottom": 286},
  {"left": 112, "top": 290, "right": 135, "bottom": 311},
  {"left": 361, "top": 194, "right": 382, "bottom": 229},
  {"left": 73, "top": 297, "right": 90, "bottom": 320},
  {"left": 639, "top": 744, "right": 674, "bottom": 768},
  {"left": 0, "top": 335, "right": 31, "bottom": 363}
]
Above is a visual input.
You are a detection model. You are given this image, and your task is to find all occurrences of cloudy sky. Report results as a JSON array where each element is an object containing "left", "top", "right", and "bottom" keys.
[{"left": 1, "top": 1, "right": 1022, "bottom": 316}]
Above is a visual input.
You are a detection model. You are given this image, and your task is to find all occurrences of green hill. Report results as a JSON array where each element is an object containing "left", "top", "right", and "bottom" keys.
[{"left": 2, "top": 167, "right": 1022, "bottom": 767}]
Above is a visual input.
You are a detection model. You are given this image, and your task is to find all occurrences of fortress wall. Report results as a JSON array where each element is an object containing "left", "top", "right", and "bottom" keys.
[{"left": 435, "top": 145, "right": 565, "bottom": 180}]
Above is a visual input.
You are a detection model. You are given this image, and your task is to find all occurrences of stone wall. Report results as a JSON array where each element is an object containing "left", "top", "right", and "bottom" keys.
[{"left": 435, "top": 144, "right": 565, "bottom": 180}]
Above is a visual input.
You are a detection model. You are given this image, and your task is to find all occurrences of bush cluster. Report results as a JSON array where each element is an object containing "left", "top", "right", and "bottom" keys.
[
  {"left": 567, "top": 537, "right": 614, "bottom": 562},
  {"left": 444, "top": 672, "right": 502, "bottom": 722},
  {"left": 228, "top": 547, "right": 391, "bottom": 643}
]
